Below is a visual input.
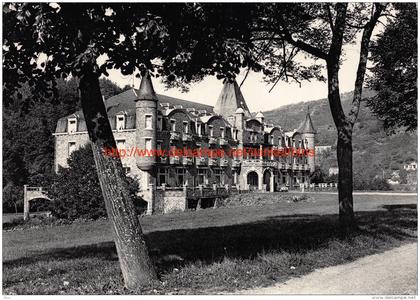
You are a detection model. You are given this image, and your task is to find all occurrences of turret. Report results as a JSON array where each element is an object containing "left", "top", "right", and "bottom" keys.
[
  {"left": 135, "top": 71, "right": 158, "bottom": 171},
  {"left": 298, "top": 107, "right": 316, "bottom": 173}
]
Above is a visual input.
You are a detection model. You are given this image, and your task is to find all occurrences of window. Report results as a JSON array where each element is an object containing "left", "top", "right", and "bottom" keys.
[
  {"left": 157, "top": 117, "right": 162, "bottom": 131},
  {"left": 123, "top": 165, "right": 131, "bottom": 174},
  {"left": 201, "top": 124, "right": 206, "bottom": 136},
  {"left": 145, "top": 115, "right": 153, "bottom": 129},
  {"left": 176, "top": 168, "right": 187, "bottom": 186},
  {"left": 196, "top": 169, "right": 207, "bottom": 185},
  {"left": 157, "top": 168, "right": 168, "bottom": 185},
  {"left": 214, "top": 169, "right": 224, "bottom": 185},
  {"left": 68, "top": 118, "right": 77, "bottom": 133},
  {"left": 170, "top": 119, "right": 176, "bottom": 132},
  {"left": 183, "top": 121, "right": 189, "bottom": 133},
  {"left": 234, "top": 129, "right": 238, "bottom": 140},
  {"left": 116, "top": 115, "right": 125, "bottom": 130},
  {"left": 220, "top": 127, "right": 225, "bottom": 138},
  {"left": 197, "top": 123, "right": 202, "bottom": 136},
  {"left": 116, "top": 139, "right": 125, "bottom": 151},
  {"left": 68, "top": 142, "right": 76, "bottom": 156},
  {"left": 209, "top": 125, "right": 214, "bottom": 137},
  {"left": 145, "top": 138, "right": 152, "bottom": 151}
]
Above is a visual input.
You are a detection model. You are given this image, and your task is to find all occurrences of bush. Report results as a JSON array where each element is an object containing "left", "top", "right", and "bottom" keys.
[
  {"left": 353, "top": 176, "right": 391, "bottom": 191},
  {"left": 48, "top": 144, "right": 144, "bottom": 220}
]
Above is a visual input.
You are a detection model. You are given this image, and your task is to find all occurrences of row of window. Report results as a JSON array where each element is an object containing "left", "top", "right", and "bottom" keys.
[{"left": 157, "top": 168, "right": 225, "bottom": 186}]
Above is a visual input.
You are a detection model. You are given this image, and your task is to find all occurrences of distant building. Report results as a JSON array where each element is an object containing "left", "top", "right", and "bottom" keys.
[
  {"left": 403, "top": 161, "right": 417, "bottom": 171},
  {"left": 329, "top": 167, "right": 339, "bottom": 176},
  {"left": 53, "top": 74, "right": 317, "bottom": 214}
]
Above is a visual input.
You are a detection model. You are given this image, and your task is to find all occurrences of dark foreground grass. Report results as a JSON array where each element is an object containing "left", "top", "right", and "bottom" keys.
[{"left": 3, "top": 203, "right": 417, "bottom": 295}]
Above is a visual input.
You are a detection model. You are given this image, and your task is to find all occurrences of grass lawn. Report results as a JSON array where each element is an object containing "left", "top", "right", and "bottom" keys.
[{"left": 3, "top": 193, "right": 417, "bottom": 295}]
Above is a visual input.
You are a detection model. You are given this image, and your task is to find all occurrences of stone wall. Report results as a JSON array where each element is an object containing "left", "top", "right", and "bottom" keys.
[{"left": 155, "top": 188, "right": 187, "bottom": 214}]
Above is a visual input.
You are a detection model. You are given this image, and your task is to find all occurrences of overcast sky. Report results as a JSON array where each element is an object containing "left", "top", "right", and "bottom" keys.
[{"left": 105, "top": 40, "right": 366, "bottom": 113}]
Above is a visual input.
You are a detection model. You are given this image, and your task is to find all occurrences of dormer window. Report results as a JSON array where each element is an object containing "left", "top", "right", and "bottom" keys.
[
  {"left": 116, "top": 114, "right": 125, "bottom": 131},
  {"left": 68, "top": 117, "right": 77, "bottom": 134},
  {"left": 170, "top": 119, "right": 176, "bottom": 132},
  {"left": 220, "top": 127, "right": 225, "bottom": 138},
  {"left": 145, "top": 115, "right": 153, "bottom": 129},
  {"left": 209, "top": 125, "right": 214, "bottom": 137},
  {"left": 157, "top": 117, "right": 162, "bottom": 131},
  {"left": 183, "top": 121, "right": 189, "bottom": 134}
]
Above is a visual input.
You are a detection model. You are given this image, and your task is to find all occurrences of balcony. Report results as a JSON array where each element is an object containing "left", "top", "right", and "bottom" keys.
[
  {"left": 183, "top": 157, "right": 193, "bottom": 165},
  {"left": 208, "top": 137, "right": 218, "bottom": 145},
  {"left": 208, "top": 158, "right": 219, "bottom": 166},
  {"left": 170, "top": 132, "right": 180, "bottom": 141},
  {"left": 169, "top": 156, "right": 180, "bottom": 165},
  {"left": 182, "top": 133, "right": 192, "bottom": 142},
  {"left": 196, "top": 157, "right": 207, "bottom": 166},
  {"left": 219, "top": 138, "right": 228, "bottom": 146},
  {"left": 220, "top": 159, "right": 229, "bottom": 167}
]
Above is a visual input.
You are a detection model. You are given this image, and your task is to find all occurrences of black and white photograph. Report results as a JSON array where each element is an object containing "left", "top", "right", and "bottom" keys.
[{"left": 2, "top": 1, "right": 418, "bottom": 296}]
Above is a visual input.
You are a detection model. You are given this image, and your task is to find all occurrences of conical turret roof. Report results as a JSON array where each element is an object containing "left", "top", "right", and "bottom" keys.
[
  {"left": 136, "top": 71, "right": 158, "bottom": 101},
  {"left": 214, "top": 80, "right": 252, "bottom": 118},
  {"left": 298, "top": 109, "right": 316, "bottom": 134}
]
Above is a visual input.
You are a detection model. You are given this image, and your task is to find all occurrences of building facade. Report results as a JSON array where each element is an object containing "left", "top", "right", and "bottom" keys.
[{"left": 53, "top": 73, "right": 317, "bottom": 213}]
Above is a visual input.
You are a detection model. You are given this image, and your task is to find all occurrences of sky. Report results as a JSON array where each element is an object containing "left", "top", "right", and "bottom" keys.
[{"left": 105, "top": 39, "right": 365, "bottom": 113}]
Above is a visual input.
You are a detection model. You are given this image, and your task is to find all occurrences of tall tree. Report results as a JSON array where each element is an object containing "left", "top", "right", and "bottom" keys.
[
  {"left": 3, "top": 3, "right": 254, "bottom": 288},
  {"left": 367, "top": 4, "right": 417, "bottom": 133},
  {"left": 247, "top": 3, "right": 388, "bottom": 232}
]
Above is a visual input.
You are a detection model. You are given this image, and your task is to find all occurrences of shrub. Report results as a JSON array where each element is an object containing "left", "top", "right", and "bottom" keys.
[{"left": 48, "top": 144, "right": 144, "bottom": 220}]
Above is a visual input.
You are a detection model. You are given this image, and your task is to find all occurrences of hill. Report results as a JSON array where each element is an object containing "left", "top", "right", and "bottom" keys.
[{"left": 262, "top": 91, "right": 417, "bottom": 176}]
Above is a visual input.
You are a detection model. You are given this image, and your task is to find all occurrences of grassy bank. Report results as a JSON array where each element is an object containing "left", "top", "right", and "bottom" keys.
[{"left": 3, "top": 194, "right": 417, "bottom": 294}]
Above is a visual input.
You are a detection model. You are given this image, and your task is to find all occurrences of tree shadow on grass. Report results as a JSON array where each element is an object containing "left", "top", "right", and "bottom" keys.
[{"left": 3, "top": 205, "right": 417, "bottom": 274}]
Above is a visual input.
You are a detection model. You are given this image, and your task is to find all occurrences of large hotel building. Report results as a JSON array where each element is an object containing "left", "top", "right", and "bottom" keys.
[{"left": 53, "top": 74, "right": 317, "bottom": 213}]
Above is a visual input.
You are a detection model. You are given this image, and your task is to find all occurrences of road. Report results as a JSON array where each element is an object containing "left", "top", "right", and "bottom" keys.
[{"left": 235, "top": 242, "right": 417, "bottom": 295}]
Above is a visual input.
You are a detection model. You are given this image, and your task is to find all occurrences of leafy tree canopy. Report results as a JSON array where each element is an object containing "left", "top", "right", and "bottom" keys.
[{"left": 367, "top": 4, "right": 417, "bottom": 133}]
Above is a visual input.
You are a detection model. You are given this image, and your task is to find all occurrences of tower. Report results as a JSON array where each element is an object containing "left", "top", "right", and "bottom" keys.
[
  {"left": 298, "top": 108, "right": 317, "bottom": 173},
  {"left": 135, "top": 72, "right": 158, "bottom": 212},
  {"left": 214, "top": 79, "right": 252, "bottom": 118}
]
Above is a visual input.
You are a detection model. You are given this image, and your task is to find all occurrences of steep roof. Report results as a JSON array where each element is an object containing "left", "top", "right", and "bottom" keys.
[
  {"left": 214, "top": 80, "right": 252, "bottom": 118},
  {"left": 55, "top": 88, "right": 214, "bottom": 133},
  {"left": 298, "top": 112, "right": 317, "bottom": 134}
]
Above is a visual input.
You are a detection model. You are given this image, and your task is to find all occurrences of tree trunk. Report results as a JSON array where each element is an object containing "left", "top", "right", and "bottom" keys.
[
  {"left": 327, "top": 59, "right": 357, "bottom": 233},
  {"left": 78, "top": 65, "right": 157, "bottom": 289},
  {"left": 337, "top": 126, "right": 356, "bottom": 233}
]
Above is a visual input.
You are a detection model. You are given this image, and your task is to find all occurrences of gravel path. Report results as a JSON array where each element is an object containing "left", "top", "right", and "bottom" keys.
[{"left": 235, "top": 243, "right": 417, "bottom": 295}]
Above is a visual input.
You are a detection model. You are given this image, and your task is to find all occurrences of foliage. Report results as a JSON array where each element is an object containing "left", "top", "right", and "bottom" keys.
[
  {"left": 367, "top": 4, "right": 417, "bottom": 133},
  {"left": 48, "top": 144, "right": 144, "bottom": 220},
  {"left": 2, "top": 77, "right": 126, "bottom": 213}
]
